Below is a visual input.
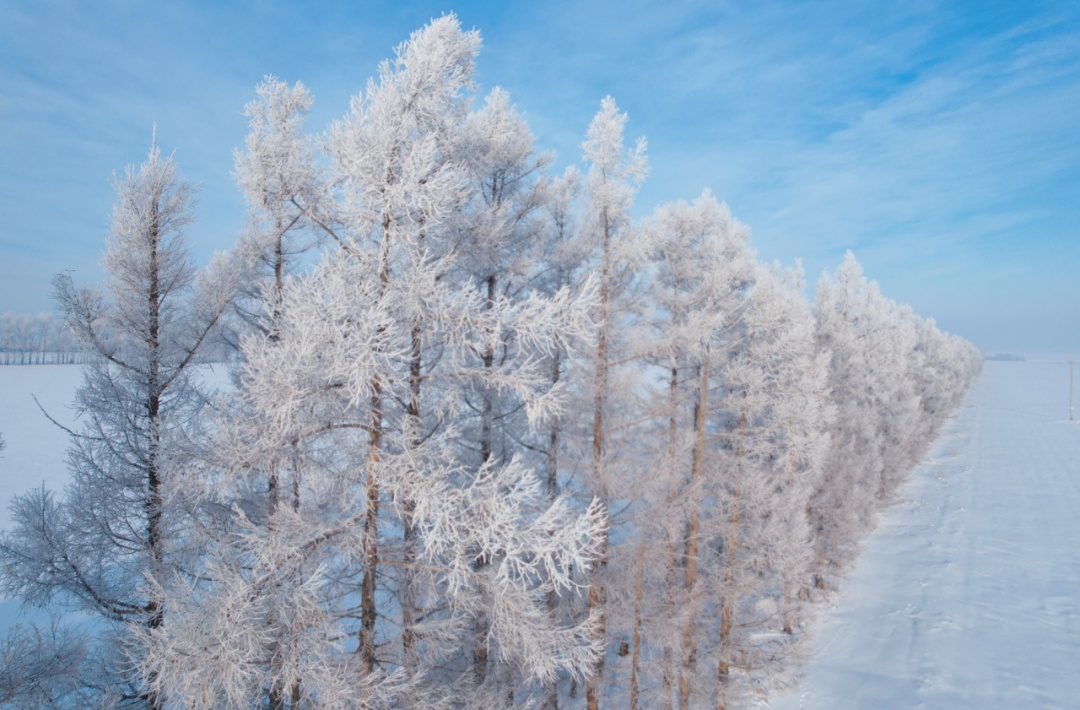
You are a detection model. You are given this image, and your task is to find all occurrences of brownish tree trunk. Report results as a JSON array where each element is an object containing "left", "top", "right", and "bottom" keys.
[
  {"left": 587, "top": 209, "right": 613, "bottom": 710},
  {"left": 679, "top": 350, "right": 709, "bottom": 710},
  {"left": 628, "top": 533, "right": 647, "bottom": 710}
]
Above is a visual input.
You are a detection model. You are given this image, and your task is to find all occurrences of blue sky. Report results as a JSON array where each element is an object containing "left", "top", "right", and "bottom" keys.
[{"left": 2, "top": 0, "right": 1078, "bottom": 356}]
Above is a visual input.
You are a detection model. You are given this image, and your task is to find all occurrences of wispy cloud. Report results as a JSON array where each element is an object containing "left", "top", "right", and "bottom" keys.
[{"left": 0, "top": 0, "right": 1077, "bottom": 353}]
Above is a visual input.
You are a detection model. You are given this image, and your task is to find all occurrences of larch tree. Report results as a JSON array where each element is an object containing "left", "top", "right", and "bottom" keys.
[
  {"left": 808, "top": 251, "right": 884, "bottom": 578},
  {"left": 140, "top": 15, "right": 606, "bottom": 709},
  {"left": 808, "top": 251, "right": 980, "bottom": 588},
  {"left": 577, "top": 96, "right": 648, "bottom": 710},
  {"left": 637, "top": 191, "right": 755, "bottom": 710},
  {"left": 698, "top": 262, "right": 831, "bottom": 709},
  {"left": 0, "top": 620, "right": 89, "bottom": 707},
  {"left": 230, "top": 75, "right": 327, "bottom": 346},
  {"left": 530, "top": 163, "right": 592, "bottom": 710},
  {"left": 449, "top": 86, "right": 557, "bottom": 691},
  {"left": 0, "top": 140, "right": 232, "bottom": 708}
]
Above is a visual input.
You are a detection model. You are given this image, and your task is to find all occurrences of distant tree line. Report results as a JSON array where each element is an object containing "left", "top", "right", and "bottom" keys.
[
  {"left": 0, "top": 311, "right": 88, "bottom": 365},
  {"left": 0, "top": 15, "right": 982, "bottom": 710}
]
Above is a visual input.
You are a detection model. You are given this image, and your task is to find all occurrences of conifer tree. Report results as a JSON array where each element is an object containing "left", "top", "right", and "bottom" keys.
[
  {"left": 0, "top": 141, "right": 231, "bottom": 708},
  {"left": 576, "top": 96, "right": 648, "bottom": 710},
  {"left": 141, "top": 16, "right": 605, "bottom": 708}
]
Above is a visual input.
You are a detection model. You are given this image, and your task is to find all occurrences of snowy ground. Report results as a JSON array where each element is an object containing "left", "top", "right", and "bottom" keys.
[
  {"left": 771, "top": 360, "right": 1080, "bottom": 710},
  {"left": 0, "top": 364, "right": 82, "bottom": 531},
  {"left": 0, "top": 365, "right": 83, "bottom": 630},
  {"left": 0, "top": 364, "right": 229, "bottom": 632}
]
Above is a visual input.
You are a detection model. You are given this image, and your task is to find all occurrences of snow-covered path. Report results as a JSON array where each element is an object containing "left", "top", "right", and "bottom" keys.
[{"left": 772, "top": 360, "right": 1080, "bottom": 709}]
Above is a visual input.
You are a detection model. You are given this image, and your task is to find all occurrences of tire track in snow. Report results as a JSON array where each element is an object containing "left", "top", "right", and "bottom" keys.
[{"left": 771, "top": 361, "right": 1080, "bottom": 709}]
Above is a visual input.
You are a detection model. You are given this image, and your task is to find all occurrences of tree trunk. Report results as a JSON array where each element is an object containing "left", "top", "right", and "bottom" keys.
[
  {"left": 144, "top": 209, "right": 165, "bottom": 710},
  {"left": 679, "top": 350, "right": 709, "bottom": 710},
  {"left": 586, "top": 209, "right": 612, "bottom": 710},
  {"left": 718, "top": 366, "right": 748, "bottom": 705},
  {"left": 360, "top": 217, "right": 392, "bottom": 676},
  {"left": 628, "top": 532, "right": 647, "bottom": 710},
  {"left": 360, "top": 378, "right": 381, "bottom": 675},
  {"left": 402, "top": 318, "right": 422, "bottom": 666},
  {"left": 661, "top": 362, "right": 679, "bottom": 710}
]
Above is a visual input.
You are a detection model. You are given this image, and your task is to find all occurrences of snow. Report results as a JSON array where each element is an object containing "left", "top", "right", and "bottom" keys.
[
  {"left": 0, "top": 364, "right": 228, "bottom": 632},
  {"left": 0, "top": 364, "right": 81, "bottom": 532},
  {"left": 771, "top": 360, "right": 1080, "bottom": 710},
  {"left": 0, "top": 365, "right": 83, "bottom": 631}
]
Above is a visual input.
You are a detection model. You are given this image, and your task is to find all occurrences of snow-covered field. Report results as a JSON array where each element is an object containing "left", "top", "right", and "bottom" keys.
[
  {"left": 2, "top": 361, "right": 1077, "bottom": 707},
  {"left": 0, "top": 365, "right": 82, "bottom": 531},
  {"left": 772, "top": 360, "right": 1080, "bottom": 709},
  {"left": 0, "top": 364, "right": 229, "bottom": 633},
  {"left": 0, "top": 365, "right": 83, "bottom": 631}
]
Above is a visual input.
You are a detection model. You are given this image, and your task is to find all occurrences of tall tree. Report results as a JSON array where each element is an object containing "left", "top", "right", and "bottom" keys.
[
  {"left": 141, "top": 16, "right": 606, "bottom": 708},
  {"left": 698, "top": 262, "right": 831, "bottom": 709},
  {"left": 0, "top": 140, "right": 231, "bottom": 708},
  {"left": 441, "top": 86, "right": 554, "bottom": 691},
  {"left": 638, "top": 191, "right": 754, "bottom": 709},
  {"left": 230, "top": 75, "right": 326, "bottom": 345},
  {"left": 578, "top": 96, "right": 648, "bottom": 710}
]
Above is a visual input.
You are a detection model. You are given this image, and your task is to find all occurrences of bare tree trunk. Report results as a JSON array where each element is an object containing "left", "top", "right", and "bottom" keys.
[
  {"left": 360, "top": 218, "right": 392, "bottom": 676},
  {"left": 628, "top": 533, "right": 647, "bottom": 710},
  {"left": 543, "top": 348, "right": 562, "bottom": 710},
  {"left": 586, "top": 210, "right": 613, "bottom": 710},
  {"left": 782, "top": 453, "right": 797, "bottom": 635},
  {"left": 718, "top": 367, "right": 748, "bottom": 708},
  {"left": 402, "top": 318, "right": 422, "bottom": 667},
  {"left": 360, "top": 378, "right": 382, "bottom": 675},
  {"left": 661, "top": 363, "right": 679, "bottom": 710},
  {"left": 143, "top": 211, "right": 166, "bottom": 710},
  {"left": 679, "top": 350, "right": 709, "bottom": 710},
  {"left": 472, "top": 274, "right": 498, "bottom": 689}
]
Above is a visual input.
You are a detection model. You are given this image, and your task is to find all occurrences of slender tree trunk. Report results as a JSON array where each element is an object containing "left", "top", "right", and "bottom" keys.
[
  {"left": 144, "top": 213, "right": 165, "bottom": 710},
  {"left": 661, "top": 363, "right": 679, "bottom": 710},
  {"left": 267, "top": 224, "right": 287, "bottom": 514},
  {"left": 360, "top": 378, "right": 382, "bottom": 675},
  {"left": 718, "top": 368, "right": 748, "bottom": 708},
  {"left": 782, "top": 453, "right": 797, "bottom": 635},
  {"left": 540, "top": 347, "right": 565, "bottom": 708},
  {"left": 586, "top": 209, "right": 613, "bottom": 710},
  {"left": 628, "top": 532, "right": 647, "bottom": 710},
  {"left": 360, "top": 216, "right": 392, "bottom": 675},
  {"left": 679, "top": 351, "right": 709, "bottom": 710},
  {"left": 472, "top": 274, "right": 499, "bottom": 688},
  {"left": 402, "top": 319, "right": 422, "bottom": 666},
  {"left": 480, "top": 274, "right": 496, "bottom": 466},
  {"left": 546, "top": 350, "right": 562, "bottom": 503}
]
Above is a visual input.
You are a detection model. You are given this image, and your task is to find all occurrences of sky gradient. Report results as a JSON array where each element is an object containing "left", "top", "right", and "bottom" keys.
[{"left": 2, "top": 0, "right": 1077, "bottom": 357}]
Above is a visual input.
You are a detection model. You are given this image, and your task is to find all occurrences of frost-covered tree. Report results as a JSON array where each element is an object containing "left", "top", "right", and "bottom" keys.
[
  {"left": 620, "top": 195, "right": 837, "bottom": 709},
  {"left": 571, "top": 96, "right": 649, "bottom": 710},
  {"left": 809, "top": 252, "right": 884, "bottom": 577},
  {"left": 0, "top": 620, "right": 89, "bottom": 707},
  {"left": 696, "top": 262, "right": 832, "bottom": 708},
  {"left": 808, "top": 251, "right": 980, "bottom": 585},
  {"left": 0, "top": 141, "right": 232, "bottom": 708},
  {"left": 141, "top": 16, "right": 606, "bottom": 709},
  {"left": 0, "top": 16, "right": 984, "bottom": 707},
  {"left": 623, "top": 190, "right": 755, "bottom": 709},
  {"left": 230, "top": 76, "right": 326, "bottom": 346},
  {"left": 447, "top": 87, "right": 565, "bottom": 690}
]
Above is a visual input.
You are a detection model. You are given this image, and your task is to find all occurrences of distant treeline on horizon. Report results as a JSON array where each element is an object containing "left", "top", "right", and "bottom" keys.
[{"left": 0, "top": 311, "right": 88, "bottom": 365}]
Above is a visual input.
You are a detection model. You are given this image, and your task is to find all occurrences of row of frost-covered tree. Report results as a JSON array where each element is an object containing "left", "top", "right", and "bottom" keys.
[
  {"left": 0, "top": 15, "right": 982, "bottom": 710},
  {"left": 0, "top": 311, "right": 88, "bottom": 365}
]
